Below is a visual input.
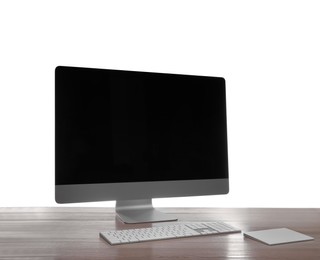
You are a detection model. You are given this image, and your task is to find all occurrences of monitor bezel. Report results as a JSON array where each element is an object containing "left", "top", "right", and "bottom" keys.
[{"left": 55, "top": 179, "right": 229, "bottom": 203}]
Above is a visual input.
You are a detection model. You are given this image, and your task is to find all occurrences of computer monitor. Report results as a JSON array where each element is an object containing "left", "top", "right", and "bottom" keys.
[{"left": 55, "top": 66, "right": 229, "bottom": 223}]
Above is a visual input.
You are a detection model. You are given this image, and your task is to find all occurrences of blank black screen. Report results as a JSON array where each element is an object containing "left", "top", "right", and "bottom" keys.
[{"left": 55, "top": 66, "right": 228, "bottom": 185}]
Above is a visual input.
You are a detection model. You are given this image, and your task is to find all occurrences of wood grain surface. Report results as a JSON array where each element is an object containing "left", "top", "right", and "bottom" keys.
[{"left": 0, "top": 207, "right": 319, "bottom": 259}]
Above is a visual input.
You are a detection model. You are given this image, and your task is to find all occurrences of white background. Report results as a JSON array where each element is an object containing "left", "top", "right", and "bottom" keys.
[{"left": 0, "top": 1, "right": 319, "bottom": 208}]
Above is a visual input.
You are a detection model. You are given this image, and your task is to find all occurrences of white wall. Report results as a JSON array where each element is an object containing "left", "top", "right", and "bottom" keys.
[{"left": 1, "top": 0, "right": 319, "bottom": 208}]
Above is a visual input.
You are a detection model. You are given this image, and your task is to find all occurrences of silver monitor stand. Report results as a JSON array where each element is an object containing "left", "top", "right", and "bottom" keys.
[{"left": 116, "top": 199, "right": 178, "bottom": 224}]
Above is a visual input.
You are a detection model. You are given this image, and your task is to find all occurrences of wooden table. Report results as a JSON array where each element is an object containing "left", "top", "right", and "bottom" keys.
[{"left": 0, "top": 208, "right": 319, "bottom": 259}]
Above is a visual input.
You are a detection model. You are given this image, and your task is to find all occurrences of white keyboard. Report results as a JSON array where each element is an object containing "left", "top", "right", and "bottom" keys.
[{"left": 100, "top": 221, "right": 241, "bottom": 245}]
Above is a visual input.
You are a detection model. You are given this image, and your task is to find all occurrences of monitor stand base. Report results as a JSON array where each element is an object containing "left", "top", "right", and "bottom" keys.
[{"left": 116, "top": 199, "right": 178, "bottom": 224}]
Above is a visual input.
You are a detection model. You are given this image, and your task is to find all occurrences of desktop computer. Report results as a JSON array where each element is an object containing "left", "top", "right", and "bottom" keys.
[{"left": 55, "top": 66, "right": 229, "bottom": 224}]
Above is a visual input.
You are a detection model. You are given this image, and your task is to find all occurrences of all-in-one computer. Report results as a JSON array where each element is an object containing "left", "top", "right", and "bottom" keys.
[{"left": 55, "top": 66, "right": 229, "bottom": 225}]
